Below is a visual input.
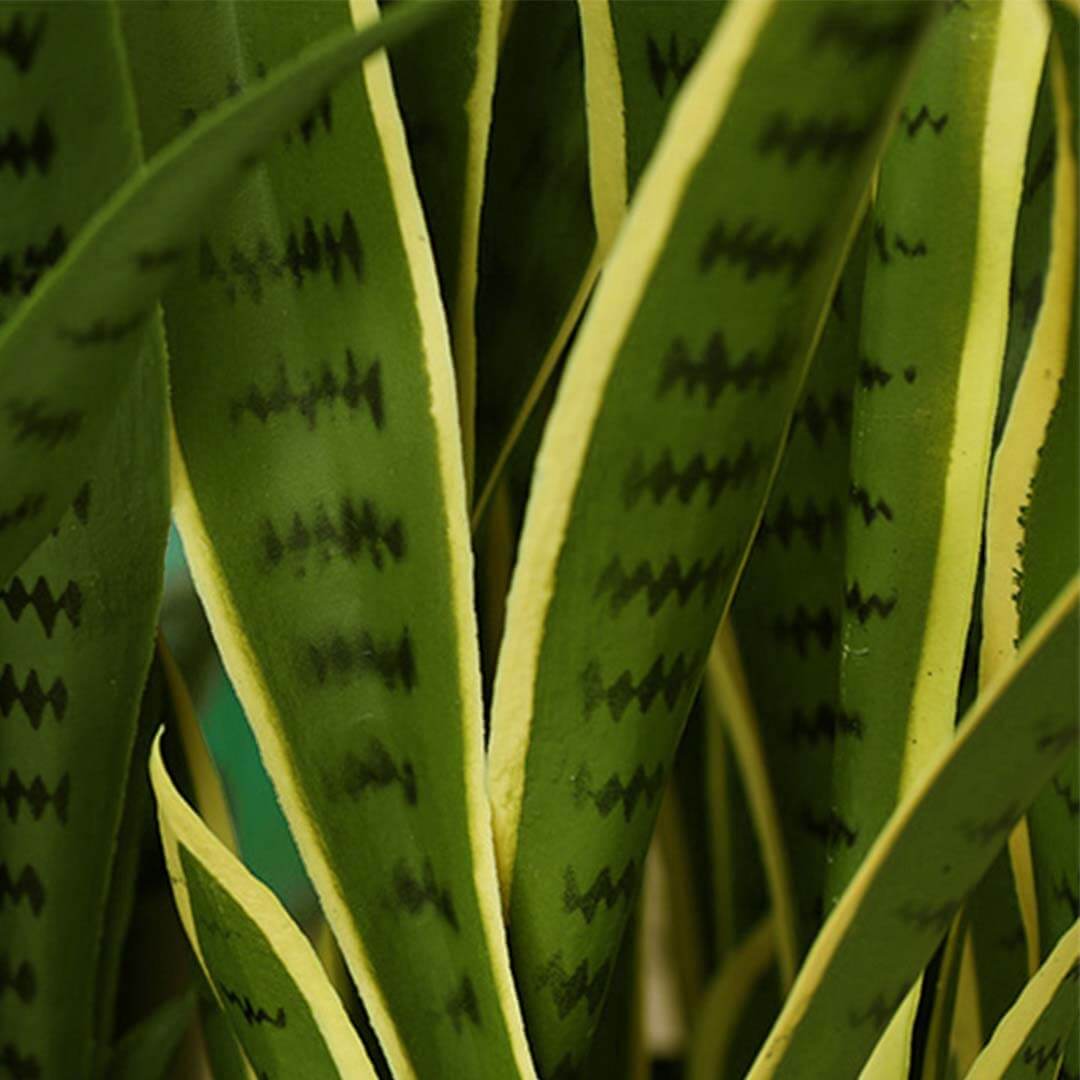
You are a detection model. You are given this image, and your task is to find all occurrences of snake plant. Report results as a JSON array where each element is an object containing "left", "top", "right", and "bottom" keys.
[{"left": 1, "top": 0, "right": 1077, "bottom": 1077}]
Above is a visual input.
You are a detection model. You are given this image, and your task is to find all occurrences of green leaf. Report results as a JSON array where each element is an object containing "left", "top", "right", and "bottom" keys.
[
  {"left": 487, "top": 2, "right": 935, "bottom": 1070},
  {"left": 150, "top": 733, "right": 377, "bottom": 1080},
  {"left": 0, "top": 0, "right": 142, "bottom": 580},
  {"left": 105, "top": 988, "right": 197, "bottom": 1080},
  {"left": 382, "top": 0, "right": 501, "bottom": 488},
  {"left": 0, "top": 312, "right": 168, "bottom": 1076},
  {"left": 828, "top": 0, "right": 1048, "bottom": 904},
  {"left": 1012, "top": 34, "right": 1080, "bottom": 966},
  {"left": 472, "top": 0, "right": 599, "bottom": 523},
  {"left": 748, "top": 576, "right": 1080, "bottom": 1078},
  {"left": 688, "top": 917, "right": 775, "bottom": 1080},
  {"left": 122, "top": 2, "right": 535, "bottom": 1075},
  {"left": 705, "top": 626, "right": 799, "bottom": 992},
  {"left": 0, "top": 0, "right": 441, "bottom": 582},
  {"left": 732, "top": 220, "right": 870, "bottom": 954},
  {"left": 587, "top": 0, "right": 726, "bottom": 197},
  {"left": 966, "top": 854, "right": 1031, "bottom": 1057},
  {"left": 964, "top": 920, "right": 1079, "bottom": 1080}
]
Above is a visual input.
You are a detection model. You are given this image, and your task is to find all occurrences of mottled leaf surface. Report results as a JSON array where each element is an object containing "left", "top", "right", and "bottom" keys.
[
  {"left": 123, "top": 2, "right": 534, "bottom": 1075},
  {"left": 488, "top": 2, "right": 934, "bottom": 1071},
  {"left": 733, "top": 223, "right": 868, "bottom": 952},
  {"left": 750, "top": 579, "right": 1079, "bottom": 1078},
  {"left": 829, "top": 0, "right": 1046, "bottom": 898},
  {"left": 0, "top": 0, "right": 436, "bottom": 582},
  {"left": 151, "top": 735, "right": 376, "bottom": 1080},
  {"left": 0, "top": 319, "right": 168, "bottom": 1076}
]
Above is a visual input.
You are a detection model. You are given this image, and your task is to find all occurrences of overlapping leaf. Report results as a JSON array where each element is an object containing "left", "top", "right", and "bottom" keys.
[
  {"left": 828, "top": 0, "right": 1048, "bottom": 902},
  {"left": 122, "top": 1, "right": 535, "bottom": 1075},
  {"left": 151, "top": 734, "right": 376, "bottom": 1080},
  {"left": 749, "top": 577, "right": 1079, "bottom": 1078},
  {"left": 0, "top": 0, "right": 439, "bottom": 583},
  {"left": 488, "top": 2, "right": 935, "bottom": 1070}
]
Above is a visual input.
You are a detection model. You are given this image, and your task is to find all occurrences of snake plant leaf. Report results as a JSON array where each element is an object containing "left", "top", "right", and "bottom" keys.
[
  {"left": 964, "top": 920, "right": 1079, "bottom": 1080},
  {"left": 748, "top": 576, "right": 1080, "bottom": 1079},
  {"left": 471, "top": 0, "right": 598, "bottom": 524},
  {"left": 0, "top": 295, "right": 168, "bottom": 1079},
  {"left": 0, "top": 0, "right": 142, "bottom": 581},
  {"left": 828, "top": 0, "right": 1048, "bottom": 902},
  {"left": 150, "top": 733, "right": 376, "bottom": 1080},
  {"left": 199, "top": 982, "right": 252, "bottom": 1080},
  {"left": 966, "top": 854, "right": 1031, "bottom": 1057},
  {"left": 381, "top": 0, "right": 501, "bottom": 488},
  {"left": 580, "top": 907, "right": 645, "bottom": 1080},
  {"left": 0, "top": 1, "right": 440, "bottom": 585},
  {"left": 1010, "top": 16, "right": 1080, "bottom": 967},
  {"left": 123, "top": 2, "right": 535, "bottom": 1075},
  {"left": 688, "top": 917, "right": 775, "bottom": 1080},
  {"left": 582, "top": 0, "right": 725, "bottom": 200},
  {"left": 920, "top": 909, "right": 972, "bottom": 1080},
  {"left": 732, "top": 221, "right": 869, "bottom": 955},
  {"left": 705, "top": 625, "right": 799, "bottom": 992},
  {"left": 981, "top": 31, "right": 1078, "bottom": 965},
  {"left": 94, "top": 650, "right": 170, "bottom": 1061},
  {"left": 992, "top": 61, "right": 1056, "bottom": 449},
  {"left": 487, "top": 2, "right": 935, "bottom": 1070},
  {"left": 105, "top": 987, "right": 198, "bottom": 1080}
]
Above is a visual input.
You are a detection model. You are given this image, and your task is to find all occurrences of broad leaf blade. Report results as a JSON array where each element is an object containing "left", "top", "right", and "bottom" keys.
[
  {"left": 964, "top": 920, "right": 1079, "bottom": 1080},
  {"left": 488, "top": 2, "right": 935, "bottom": 1070},
  {"left": 829, "top": 0, "right": 1048, "bottom": 900},
  {"left": 732, "top": 221, "right": 869, "bottom": 954},
  {"left": 0, "top": 0, "right": 142, "bottom": 578},
  {"left": 0, "top": 0, "right": 441, "bottom": 581},
  {"left": 150, "top": 734, "right": 376, "bottom": 1080},
  {"left": 749, "top": 578, "right": 1080, "bottom": 1079},
  {"left": 122, "top": 2, "right": 535, "bottom": 1075},
  {"left": 0, "top": 315, "right": 168, "bottom": 1076}
]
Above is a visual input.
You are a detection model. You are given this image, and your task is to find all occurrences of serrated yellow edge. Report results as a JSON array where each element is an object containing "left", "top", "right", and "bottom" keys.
[
  {"left": 748, "top": 577, "right": 1080, "bottom": 1079},
  {"left": 903, "top": 0, "right": 1049, "bottom": 791},
  {"left": 150, "top": 732, "right": 377, "bottom": 1080},
  {"left": 455, "top": 0, "right": 501, "bottom": 493},
  {"left": 982, "top": 38, "right": 1077, "bottom": 686},
  {"left": 984, "top": 34, "right": 1077, "bottom": 988},
  {"left": 965, "top": 919, "right": 1080, "bottom": 1079},
  {"left": 487, "top": 0, "right": 776, "bottom": 908}
]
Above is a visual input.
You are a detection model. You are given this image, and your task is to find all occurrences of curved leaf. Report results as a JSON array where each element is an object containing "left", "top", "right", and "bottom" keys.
[
  {"left": 1011, "top": 26, "right": 1080, "bottom": 968},
  {"left": 749, "top": 576, "right": 1079, "bottom": 1078},
  {"left": 829, "top": 0, "right": 1048, "bottom": 901},
  {"left": 688, "top": 917, "right": 775, "bottom": 1080},
  {"left": 732, "top": 221, "right": 869, "bottom": 954},
  {"left": 0, "top": 0, "right": 440, "bottom": 582},
  {"left": 471, "top": 0, "right": 600, "bottom": 523},
  {"left": 150, "top": 733, "right": 376, "bottom": 1080},
  {"left": 123, "top": 1, "right": 535, "bottom": 1074},
  {"left": 487, "top": 2, "right": 935, "bottom": 1070},
  {"left": 964, "top": 920, "right": 1079, "bottom": 1080},
  {"left": 0, "top": 310, "right": 168, "bottom": 1076}
]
